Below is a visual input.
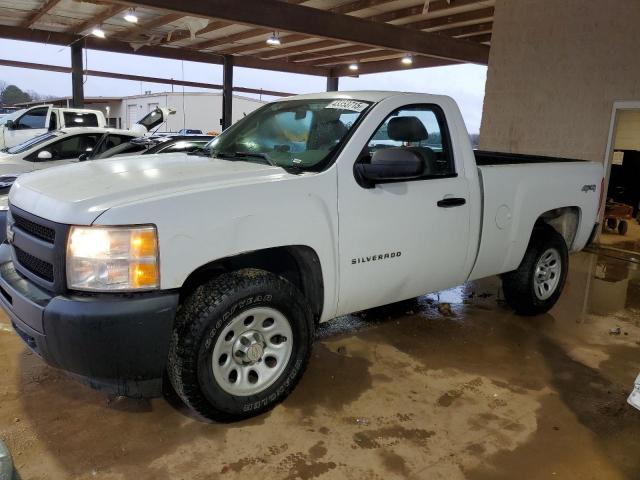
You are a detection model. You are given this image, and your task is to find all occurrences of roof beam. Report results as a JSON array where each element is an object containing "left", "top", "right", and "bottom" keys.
[
  {"left": 162, "top": 0, "right": 307, "bottom": 46},
  {"left": 367, "top": 0, "right": 487, "bottom": 23},
  {"left": 0, "top": 25, "right": 331, "bottom": 76},
  {"left": 0, "top": 58, "right": 293, "bottom": 97},
  {"left": 437, "top": 22, "right": 492, "bottom": 38},
  {"left": 466, "top": 32, "right": 491, "bottom": 43},
  {"left": 184, "top": 0, "right": 397, "bottom": 52},
  {"left": 71, "top": 4, "right": 127, "bottom": 34},
  {"left": 283, "top": 10, "right": 494, "bottom": 64},
  {"left": 234, "top": 1, "right": 492, "bottom": 61},
  {"left": 124, "top": 0, "right": 489, "bottom": 63},
  {"left": 223, "top": 34, "right": 311, "bottom": 55},
  {"left": 21, "top": 0, "right": 62, "bottom": 28},
  {"left": 403, "top": 6, "right": 493, "bottom": 30},
  {"left": 122, "top": 12, "right": 186, "bottom": 41},
  {"left": 332, "top": 55, "right": 456, "bottom": 76}
]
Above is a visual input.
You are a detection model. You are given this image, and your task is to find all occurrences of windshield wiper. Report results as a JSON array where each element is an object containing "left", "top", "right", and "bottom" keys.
[
  {"left": 187, "top": 148, "right": 209, "bottom": 157},
  {"left": 214, "top": 151, "right": 275, "bottom": 166}
]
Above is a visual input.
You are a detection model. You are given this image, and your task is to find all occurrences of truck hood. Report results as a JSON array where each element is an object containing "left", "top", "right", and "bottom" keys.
[{"left": 10, "top": 152, "right": 295, "bottom": 224}]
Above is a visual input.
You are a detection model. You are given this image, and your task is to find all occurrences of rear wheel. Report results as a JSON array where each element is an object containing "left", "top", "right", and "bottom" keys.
[
  {"left": 618, "top": 220, "right": 628, "bottom": 235},
  {"left": 502, "top": 226, "right": 568, "bottom": 316},
  {"left": 168, "top": 269, "right": 314, "bottom": 422}
]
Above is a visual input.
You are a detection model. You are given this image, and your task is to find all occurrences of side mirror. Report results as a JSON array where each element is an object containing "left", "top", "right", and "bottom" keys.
[
  {"left": 4, "top": 120, "right": 14, "bottom": 130},
  {"left": 354, "top": 148, "right": 424, "bottom": 188},
  {"left": 37, "top": 150, "right": 53, "bottom": 160}
]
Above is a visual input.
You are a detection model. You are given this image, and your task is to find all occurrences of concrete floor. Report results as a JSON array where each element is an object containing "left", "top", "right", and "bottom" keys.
[
  {"left": 1, "top": 251, "right": 639, "bottom": 480},
  {"left": 600, "top": 220, "right": 640, "bottom": 256}
]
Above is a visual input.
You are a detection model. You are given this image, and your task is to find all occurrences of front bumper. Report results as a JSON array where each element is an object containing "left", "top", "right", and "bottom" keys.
[{"left": 0, "top": 245, "right": 179, "bottom": 398}]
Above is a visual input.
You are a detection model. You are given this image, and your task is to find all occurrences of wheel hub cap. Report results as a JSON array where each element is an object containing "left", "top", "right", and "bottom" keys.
[
  {"left": 233, "top": 331, "right": 266, "bottom": 365},
  {"left": 534, "top": 248, "right": 561, "bottom": 301},
  {"left": 211, "top": 306, "right": 293, "bottom": 396}
]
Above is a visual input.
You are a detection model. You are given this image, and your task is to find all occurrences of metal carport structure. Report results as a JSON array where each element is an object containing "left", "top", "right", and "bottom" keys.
[{"left": 0, "top": 0, "right": 493, "bottom": 128}]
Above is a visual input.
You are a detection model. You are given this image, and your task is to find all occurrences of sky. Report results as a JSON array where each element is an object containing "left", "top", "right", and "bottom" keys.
[{"left": 0, "top": 38, "right": 487, "bottom": 133}]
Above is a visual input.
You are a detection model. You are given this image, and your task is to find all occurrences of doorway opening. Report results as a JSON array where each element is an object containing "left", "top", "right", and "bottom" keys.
[{"left": 600, "top": 102, "right": 640, "bottom": 255}]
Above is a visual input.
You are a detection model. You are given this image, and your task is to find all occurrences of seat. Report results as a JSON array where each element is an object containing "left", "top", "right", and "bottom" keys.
[{"left": 377, "top": 116, "right": 438, "bottom": 175}]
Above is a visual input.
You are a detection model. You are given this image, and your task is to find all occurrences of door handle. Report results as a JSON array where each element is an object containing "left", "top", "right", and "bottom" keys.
[{"left": 437, "top": 197, "right": 466, "bottom": 208}]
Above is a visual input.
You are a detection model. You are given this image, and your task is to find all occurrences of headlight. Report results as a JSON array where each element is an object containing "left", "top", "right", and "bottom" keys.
[{"left": 66, "top": 225, "right": 159, "bottom": 291}]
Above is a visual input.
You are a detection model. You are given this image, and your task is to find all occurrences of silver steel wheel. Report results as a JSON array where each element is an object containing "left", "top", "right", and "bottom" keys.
[
  {"left": 211, "top": 306, "right": 293, "bottom": 396},
  {"left": 533, "top": 248, "right": 561, "bottom": 300}
]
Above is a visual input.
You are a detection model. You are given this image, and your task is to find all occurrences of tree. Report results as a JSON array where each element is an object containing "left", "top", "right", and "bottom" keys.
[{"left": 1, "top": 85, "right": 32, "bottom": 106}]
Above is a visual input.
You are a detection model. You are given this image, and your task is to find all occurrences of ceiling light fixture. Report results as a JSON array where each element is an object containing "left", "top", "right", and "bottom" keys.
[
  {"left": 348, "top": 63, "right": 359, "bottom": 71},
  {"left": 91, "top": 26, "right": 106, "bottom": 38},
  {"left": 266, "top": 32, "right": 281, "bottom": 46},
  {"left": 401, "top": 54, "right": 413, "bottom": 65},
  {"left": 124, "top": 8, "right": 138, "bottom": 23}
]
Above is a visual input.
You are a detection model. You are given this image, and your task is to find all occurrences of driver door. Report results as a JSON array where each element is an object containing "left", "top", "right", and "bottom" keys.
[
  {"left": 4, "top": 106, "right": 52, "bottom": 148},
  {"left": 336, "top": 103, "right": 471, "bottom": 315}
]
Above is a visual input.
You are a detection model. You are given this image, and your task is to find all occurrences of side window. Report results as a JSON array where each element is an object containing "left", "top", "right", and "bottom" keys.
[
  {"left": 97, "top": 134, "right": 133, "bottom": 154},
  {"left": 39, "top": 134, "right": 102, "bottom": 161},
  {"left": 15, "top": 107, "right": 48, "bottom": 130},
  {"left": 366, "top": 105, "right": 454, "bottom": 178},
  {"left": 63, "top": 112, "right": 99, "bottom": 127}
]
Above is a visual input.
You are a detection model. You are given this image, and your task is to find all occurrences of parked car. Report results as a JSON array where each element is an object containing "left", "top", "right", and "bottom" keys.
[
  {"left": 0, "top": 91, "right": 603, "bottom": 422},
  {"left": 177, "top": 128, "right": 203, "bottom": 135},
  {"left": 0, "top": 128, "right": 140, "bottom": 242},
  {"left": 89, "top": 134, "right": 213, "bottom": 160},
  {"left": 0, "top": 105, "right": 107, "bottom": 150},
  {"left": 0, "top": 128, "right": 140, "bottom": 176},
  {"left": 0, "top": 105, "right": 175, "bottom": 151}
]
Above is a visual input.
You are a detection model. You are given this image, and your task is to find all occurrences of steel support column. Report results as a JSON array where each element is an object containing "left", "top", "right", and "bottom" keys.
[
  {"left": 70, "top": 40, "right": 84, "bottom": 108},
  {"left": 221, "top": 54, "right": 233, "bottom": 130},
  {"left": 326, "top": 76, "right": 339, "bottom": 92}
]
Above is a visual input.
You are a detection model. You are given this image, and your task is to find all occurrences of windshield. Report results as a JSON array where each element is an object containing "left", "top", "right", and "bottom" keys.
[
  {"left": 6, "top": 132, "right": 60, "bottom": 154},
  {"left": 0, "top": 109, "right": 25, "bottom": 126},
  {"left": 206, "top": 98, "right": 371, "bottom": 170}
]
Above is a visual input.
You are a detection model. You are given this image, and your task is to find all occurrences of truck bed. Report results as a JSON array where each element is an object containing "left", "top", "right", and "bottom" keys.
[
  {"left": 469, "top": 157, "right": 602, "bottom": 281},
  {"left": 475, "top": 150, "right": 586, "bottom": 166}
]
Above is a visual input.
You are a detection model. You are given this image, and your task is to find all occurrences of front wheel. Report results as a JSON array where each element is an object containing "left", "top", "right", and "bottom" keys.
[
  {"left": 167, "top": 269, "right": 314, "bottom": 422},
  {"left": 502, "top": 226, "right": 568, "bottom": 316}
]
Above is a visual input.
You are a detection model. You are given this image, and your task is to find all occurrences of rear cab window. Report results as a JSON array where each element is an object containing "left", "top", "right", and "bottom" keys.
[{"left": 63, "top": 112, "right": 99, "bottom": 127}]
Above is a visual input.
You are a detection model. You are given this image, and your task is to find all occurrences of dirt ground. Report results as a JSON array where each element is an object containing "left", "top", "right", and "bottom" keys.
[{"left": 1, "top": 251, "right": 639, "bottom": 480}]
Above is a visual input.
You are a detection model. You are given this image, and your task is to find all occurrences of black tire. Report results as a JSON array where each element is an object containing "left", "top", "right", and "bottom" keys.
[
  {"left": 501, "top": 226, "right": 568, "bottom": 316},
  {"left": 167, "top": 268, "right": 314, "bottom": 422},
  {"left": 606, "top": 217, "right": 617, "bottom": 230},
  {"left": 618, "top": 220, "right": 628, "bottom": 235}
]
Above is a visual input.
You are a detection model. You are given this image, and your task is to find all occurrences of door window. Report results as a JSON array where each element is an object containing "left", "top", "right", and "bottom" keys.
[
  {"left": 33, "top": 133, "right": 102, "bottom": 161},
  {"left": 365, "top": 105, "right": 454, "bottom": 178},
  {"left": 15, "top": 107, "right": 48, "bottom": 129}
]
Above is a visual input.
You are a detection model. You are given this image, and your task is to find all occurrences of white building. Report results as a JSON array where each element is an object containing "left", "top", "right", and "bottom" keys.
[{"left": 17, "top": 92, "right": 268, "bottom": 134}]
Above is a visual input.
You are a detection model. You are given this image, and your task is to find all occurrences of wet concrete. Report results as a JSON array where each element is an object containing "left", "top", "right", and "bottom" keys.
[{"left": 0, "top": 251, "right": 639, "bottom": 479}]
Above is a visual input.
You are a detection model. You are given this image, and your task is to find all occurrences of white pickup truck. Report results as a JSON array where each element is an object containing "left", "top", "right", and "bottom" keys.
[
  {"left": 0, "top": 105, "right": 108, "bottom": 150},
  {"left": 0, "top": 91, "right": 602, "bottom": 422}
]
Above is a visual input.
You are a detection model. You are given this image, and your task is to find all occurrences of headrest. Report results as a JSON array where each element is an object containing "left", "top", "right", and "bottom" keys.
[{"left": 387, "top": 116, "right": 428, "bottom": 142}]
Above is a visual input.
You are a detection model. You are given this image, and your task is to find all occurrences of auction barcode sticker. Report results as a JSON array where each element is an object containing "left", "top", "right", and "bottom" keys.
[{"left": 325, "top": 99, "right": 369, "bottom": 112}]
